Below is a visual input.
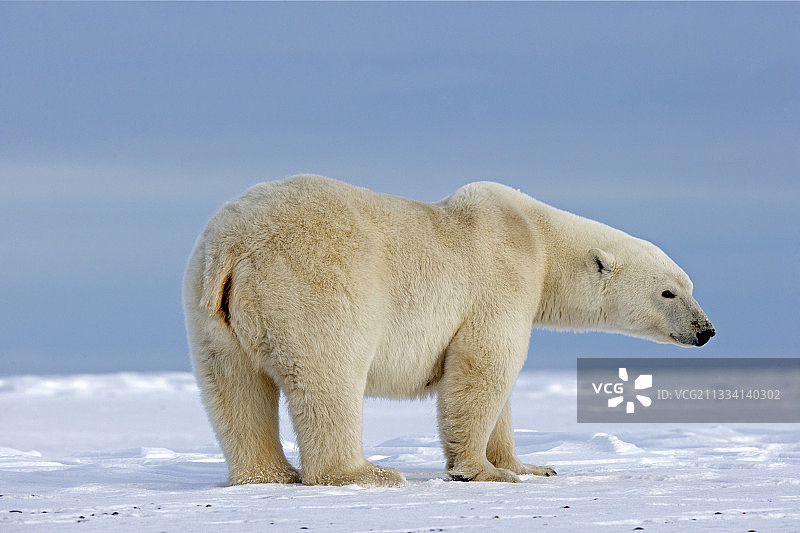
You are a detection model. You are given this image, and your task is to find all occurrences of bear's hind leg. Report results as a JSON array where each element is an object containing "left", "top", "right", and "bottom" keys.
[
  {"left": 197, "top": 354, "right": 300, "bottom": 485},
  {"left": 281, "top": 361, "right": 406, "bottom": 487},
  {"left": 486, "top": 401, "right": 556, "bottom": 477}
]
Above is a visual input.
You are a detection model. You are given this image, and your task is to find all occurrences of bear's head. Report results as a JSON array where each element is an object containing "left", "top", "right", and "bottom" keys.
[{"left": 585, "top": 241, "right": 715, "bottom": 347}]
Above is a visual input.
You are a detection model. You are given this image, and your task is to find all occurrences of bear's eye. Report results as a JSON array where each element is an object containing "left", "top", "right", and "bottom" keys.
[{"left": 661, "top": 290, "right": 676, "bottom": 299}]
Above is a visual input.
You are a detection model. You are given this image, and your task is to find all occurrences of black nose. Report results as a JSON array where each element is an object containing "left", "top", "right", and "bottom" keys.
[{"left": 696, "top": 328, "right": 715, "bottom": 346}]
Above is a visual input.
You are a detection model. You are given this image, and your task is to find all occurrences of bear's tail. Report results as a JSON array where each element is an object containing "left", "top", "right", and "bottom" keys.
[{"left": 198, "top": 241, "right": 236, "bottom": 328}]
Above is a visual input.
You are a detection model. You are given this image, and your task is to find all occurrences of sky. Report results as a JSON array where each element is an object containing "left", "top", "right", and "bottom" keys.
[{"left": 1, "top": 2, "right": 798, "bottom": 375}]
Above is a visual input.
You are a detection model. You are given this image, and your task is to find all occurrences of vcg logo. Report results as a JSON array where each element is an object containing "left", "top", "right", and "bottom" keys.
[{"left": 591, "top": 368, "right": 653, "bottom": 414}]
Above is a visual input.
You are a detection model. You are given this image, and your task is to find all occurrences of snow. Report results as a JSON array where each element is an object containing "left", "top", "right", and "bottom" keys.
[{"left": 1, "top": 370, "right": 799, "bottom": 532}]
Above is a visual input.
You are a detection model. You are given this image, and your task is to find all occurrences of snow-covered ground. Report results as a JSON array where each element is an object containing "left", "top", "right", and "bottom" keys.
[{"left": 1, "top": 370, "right": 798, "bottom": 532}]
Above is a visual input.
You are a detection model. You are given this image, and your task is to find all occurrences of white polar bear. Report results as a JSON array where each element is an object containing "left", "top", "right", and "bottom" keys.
[{"left": 183, "top": 175, "right": 714, "bottom": 486}]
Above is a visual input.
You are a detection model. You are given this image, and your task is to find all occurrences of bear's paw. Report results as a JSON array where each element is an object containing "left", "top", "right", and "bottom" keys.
[
  {"left": 304, "top": 463, "right": 407, "bottom": 488},
  {"left": 450, "top": 463, "right": 521, "bottom": 483},
  {"left": 229, "top": 463, "right": 302, "bottom": 485}
]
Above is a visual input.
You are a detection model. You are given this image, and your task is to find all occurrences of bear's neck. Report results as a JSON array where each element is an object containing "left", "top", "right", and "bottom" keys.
[{"left": 529, "top": 201, "right": 622, "bottom": 333}]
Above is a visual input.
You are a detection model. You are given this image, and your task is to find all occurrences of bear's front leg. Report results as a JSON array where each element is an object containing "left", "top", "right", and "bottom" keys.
[
  {"left": 437, "top": 323, "right": 528, "bottom": 483},
  {"left": 486, "top": 400, "right": 556, "bottom": 477}
]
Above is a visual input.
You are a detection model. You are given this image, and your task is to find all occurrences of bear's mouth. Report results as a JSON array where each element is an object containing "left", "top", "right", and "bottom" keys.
[
  {"left": 670, "top": 330, "right": 715, "bottom": 347},
  {"left": 669, "top": 333, "right": 694, "bottom": 346}
]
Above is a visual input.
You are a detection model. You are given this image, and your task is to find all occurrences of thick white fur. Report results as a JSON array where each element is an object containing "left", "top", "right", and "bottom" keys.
[{"left": 183, "top": 175, "right": 713, "bottom": 486}]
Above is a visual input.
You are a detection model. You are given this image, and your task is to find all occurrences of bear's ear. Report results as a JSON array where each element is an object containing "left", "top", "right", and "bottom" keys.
[{"left": 587, "top": 248, "right": 616, "bottom": 275}]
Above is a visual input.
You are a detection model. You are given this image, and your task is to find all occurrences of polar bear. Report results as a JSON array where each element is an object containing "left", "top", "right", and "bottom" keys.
[{"left": 183, "top": 175, "right": 714, "bottom": 486}]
